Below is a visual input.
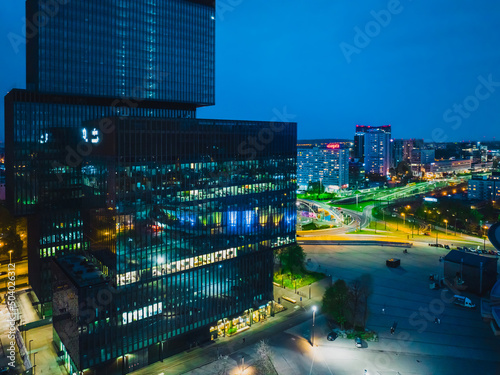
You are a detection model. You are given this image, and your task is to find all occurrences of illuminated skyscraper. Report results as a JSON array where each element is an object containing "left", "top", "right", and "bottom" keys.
[{"left": 5, "top": 1, "right": 296, "bottom": 373}]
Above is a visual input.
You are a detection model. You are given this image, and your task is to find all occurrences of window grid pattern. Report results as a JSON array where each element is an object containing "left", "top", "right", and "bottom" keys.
[{"left": 30, "top": 0, "right": 215, "bottom": 105}]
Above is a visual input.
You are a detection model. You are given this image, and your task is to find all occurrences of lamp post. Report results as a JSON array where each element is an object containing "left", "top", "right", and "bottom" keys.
[
  {"left": 8, "top": 250, "right": 13, "bottom": 264},
  {"left": 33, "top": 352, "right": 37, "bottom": 375},
  {"left": 444, "top": 219, "right": 448, "bottom": 235},
  {"left": 29, "top": 340, "right": 33, "bottom": 364},
  {"left": 401, "top": 213, "right": 405, "bottom": 226},
  {"left": 311, "top": 306, "right": 317, "bottom": 347},
  {"left": 483, "top": 226, "right": 488, "bottom": 251}
]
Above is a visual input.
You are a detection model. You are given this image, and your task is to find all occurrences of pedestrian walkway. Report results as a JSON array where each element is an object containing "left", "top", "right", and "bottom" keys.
[{"left": 132, "top": 278, "right": 329, "bottom": 375}]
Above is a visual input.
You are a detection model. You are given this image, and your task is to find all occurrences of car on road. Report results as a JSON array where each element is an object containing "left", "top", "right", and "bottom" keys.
[
  {"left": 327, "top": 331, "right": 337, "bottom": 341},
  {"left": 488, "top": 250, "right": 497, "bottom": 255},
  {"left": 437, "top": 244, "right": 444, "bottom": 248},
  {"left": 424, "top": 232, "right": 430, "bottom": 236},
  {"left": 355, "top": 337, "right": 362, "bottom": 348}
]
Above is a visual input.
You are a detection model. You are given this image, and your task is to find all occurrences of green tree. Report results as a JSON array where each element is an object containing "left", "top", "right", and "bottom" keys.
[
  {"left": 358, "top": 274, "right": 374, "bottom": 329},
  {"left": 279, "top": 244, "right": 305, "bottom": 275},
  {"left": 322, "top": 279, "right": 350, "bottom": 330},
  {"left": 307, "top": 181, "right": 325, "bottom": 195}
]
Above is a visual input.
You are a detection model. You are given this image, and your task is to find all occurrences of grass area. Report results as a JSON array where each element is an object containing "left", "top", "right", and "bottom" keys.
[
  {"left": 300, "top": 222, "right": 337, "bottom": 231},
  {"left": 297, "top": 193, "right": 336, "bottom": 201},
  {"left": 345, "top": 229, "right": 383, "bottom": 235},
  {"left": 273, "top": 271, "right": 326, "bottom": 289},
  {"left": 331, "top": 200, "right": 374, "bottom": 212}
]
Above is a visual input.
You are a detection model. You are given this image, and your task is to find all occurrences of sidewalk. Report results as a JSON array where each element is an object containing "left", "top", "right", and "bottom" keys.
[{"left": 132, "top": 279, "right": 329, "bottom": 375}]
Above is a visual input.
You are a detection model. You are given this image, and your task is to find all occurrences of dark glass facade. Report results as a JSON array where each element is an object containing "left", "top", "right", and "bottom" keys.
[
  {"left": 27, "top": 0, "right": 215, "bottom": 105},
  {"left": 51, "top": 118, "right": 296, "bottom": 373},
  {"left": 5, "top": 1, "right": 297, "bottom": 374},
  {"left": 5, "top": 89, "right": 195, "bottom": 308}
]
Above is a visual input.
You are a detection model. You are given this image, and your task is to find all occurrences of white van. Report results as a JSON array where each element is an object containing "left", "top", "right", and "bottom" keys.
[{"left": 453, "top": 295, "right": 475, "bottom": 308}]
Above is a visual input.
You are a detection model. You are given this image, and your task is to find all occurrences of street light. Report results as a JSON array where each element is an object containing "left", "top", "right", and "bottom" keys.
[
  {"left": 401, "top": 213, "right": 405, "bottom": 226},
  {"left": 29, "top": 340, "right": 33, "bottom": 364},
  {"left": 32, "top": 352, "right": 37, "bottom": 375},
  {"left": 311, "top": 306, "right": 317, "bottom": 347},
  {"left": 8, "top": 250, "right": 13, "bottom": 264},
  {"left": 444, "top": 220, "right": 448, "bottom": 235},
  {"left": 483, "top": 226, "right": 489, "bottom": 251}
]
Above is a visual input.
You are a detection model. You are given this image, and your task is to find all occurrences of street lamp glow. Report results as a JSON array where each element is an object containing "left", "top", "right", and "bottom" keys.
[{"left": 312, "top": 305, "right": 317, "bottom": 312}]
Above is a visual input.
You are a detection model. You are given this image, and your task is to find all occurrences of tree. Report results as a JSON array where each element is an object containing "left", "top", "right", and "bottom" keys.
[
  {"left": 349, "top": 279, "right": 363, "bottom": 327},
  {"left": 307, "top": 181, "right": 325, "bottom": 195},
  {"left": 279, "top": 244, "right": 306, "bottom": 275},
  {"left": 358, "top": 274, "right": 374, "bottom": 329},
  {"left": 255, "top": 340, "right": 276, "bottom": 375},
  {"left": 322, "top": 279, "right": 350, "bottom": 329},
  {"left": 214, "top": 355, "right": 230, "bottom": 375}
]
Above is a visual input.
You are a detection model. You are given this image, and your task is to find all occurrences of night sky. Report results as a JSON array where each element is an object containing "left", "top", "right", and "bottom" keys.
[{"left": 1, "top": 0, "right": 500, "bottom": 142}]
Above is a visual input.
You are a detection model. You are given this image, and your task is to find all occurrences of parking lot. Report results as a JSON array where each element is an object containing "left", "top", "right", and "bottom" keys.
[{"left": 282, "top": 243, "right": 500, "bottom": 374}]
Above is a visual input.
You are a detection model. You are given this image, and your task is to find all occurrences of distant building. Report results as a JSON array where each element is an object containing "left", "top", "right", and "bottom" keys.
[
  {"left": 468, "top": 172, "right": 500, "bottom": 201},
  {"left": 420, "top": 149, "right": 435, "bottom": 164},
  {"left": 425, "top": 159, "right": 472, "bottom": 177},
  {"left": 443, "top": 250, "right": 497, "bottom": 295},
  {"left": 391, "top": 139, "right": 425, "bottom": 169},
  {"left": 297, "top": 139, "right": 353, "bottom": 158},
  {"left": 297, "top": 144, "right": 349, "bottom": 191},
  {"left": 364, "top": 127, "right": 391, "bottom": 176},
  {"left": 349, "top": 161, "right": 366, "bottom": 190},
  {"left": 354, "top": 125, "right": 391, "bottom": 162}
]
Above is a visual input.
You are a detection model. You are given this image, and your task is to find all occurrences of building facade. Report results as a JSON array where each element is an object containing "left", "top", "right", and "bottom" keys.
[
  {"left": 5, "top": 1, "right": 297, "bottom": 374},
  {"left": 354, "top": 125, "right": 391, "bottom": 163},
  {"left": 364, "top": 128, "right": 391, "bottom": 176},
  {"left": 425, "top": 159, "right": 472, "bottom": 177},
  {"left": 468, "top": 173, "right": 500, "bottom": 201},
  {"left": 297, "top": 145, "right": 349, "bottom": 191},
  {"left": 52, "top": 119, "right": 296, "bottom": 374}
]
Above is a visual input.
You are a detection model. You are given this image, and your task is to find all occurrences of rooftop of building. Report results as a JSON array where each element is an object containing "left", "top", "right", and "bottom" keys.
[
  {"left": 444, "top": 249, "right": 497, "bottom": 268},
  {"left": 55, "top": 254, "right": 110, "bottom": 288}
]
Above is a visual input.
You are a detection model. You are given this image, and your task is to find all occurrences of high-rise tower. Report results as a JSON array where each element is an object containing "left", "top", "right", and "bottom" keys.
[{"left": 5, "top": 1, "right": 296, "bottom": 373}]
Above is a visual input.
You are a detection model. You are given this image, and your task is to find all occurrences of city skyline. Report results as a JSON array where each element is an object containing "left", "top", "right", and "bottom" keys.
[{"left": 1, "top": 1, "right": 500, "bottom": 142}]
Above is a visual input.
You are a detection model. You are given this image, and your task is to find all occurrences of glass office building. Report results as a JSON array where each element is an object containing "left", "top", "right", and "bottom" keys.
[
  {"left": 52, "top": 118, "right": 296, "bottom": 374},
  {"left": 5, "top": 0, "right": 297, "bottom": 374},
  {"left": 26, "top": 0, "right": 215, "bottom": 104}
]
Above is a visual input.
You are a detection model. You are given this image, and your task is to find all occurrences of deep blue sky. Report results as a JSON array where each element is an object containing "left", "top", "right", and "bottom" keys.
[{"left": 1, "top": 0, "right": 500, "bottom": 142}]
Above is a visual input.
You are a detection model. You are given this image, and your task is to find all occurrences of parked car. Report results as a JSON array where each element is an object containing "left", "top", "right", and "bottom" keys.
[
  {"left": 444, "top": 245, "right": 450, "bottom": 249},
  {"left": 457, "top": 247, "right": 463, "bottom": 250},
  {"left": 355, "top": 337, "right": 362, "bottom": 348},
  {"left": 437, "top": 244, "right": 444, "bottom": 248},
  {"left": 488, "top": 250, "right": 496, "bottom": 255},
  {"left": 424, "top": 232, "right": 431, "bottom": 236},
  {"left": 327, "top": 331, "right": 337, "bottom": 341}
]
